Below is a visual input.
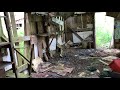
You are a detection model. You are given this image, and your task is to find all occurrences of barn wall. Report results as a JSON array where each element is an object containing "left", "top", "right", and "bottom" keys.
[{"left": 65, "top": 13, "right": 94, "bottom": 48}]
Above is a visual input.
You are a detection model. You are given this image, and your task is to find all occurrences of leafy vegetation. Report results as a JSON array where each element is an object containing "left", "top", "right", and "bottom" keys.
[{"left": 17, "top": 29, "right": 24, "bottom": 55}]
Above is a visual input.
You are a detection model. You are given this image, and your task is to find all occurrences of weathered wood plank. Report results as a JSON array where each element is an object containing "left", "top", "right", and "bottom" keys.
[
  {"left": 1, "top": 36, "right": 8, "bottom": 42},
  {"left": 4, "top": 12, "right": 18, "bottom": 78},
  {"left": 10, "top": 12, "right": 23, "bottom": 66},
  {"left": 17, "top": 63, "right": 28, "bottom": 73},
  {"left": 24, "top": 13, "right": 31, "bottom": 64},
  {"left": 14, "top": 46, "right": 26, "bottom": 49},
  {"left": 13, "top": 36, "right": 30, "bottom": 42},
  {"left": 68, "top": 25, "right": 83, "bottom": 41},
  {"left": 4, "top": 36, "right": 30, "bottom": 43},
  {"left": 0, "top": 16, "right": 4, "bottom": 42}
]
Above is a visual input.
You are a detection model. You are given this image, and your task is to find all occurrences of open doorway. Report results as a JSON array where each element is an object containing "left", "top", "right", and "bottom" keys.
[{"left": 95, "top": 12, "right": 114, "bottom": 49}]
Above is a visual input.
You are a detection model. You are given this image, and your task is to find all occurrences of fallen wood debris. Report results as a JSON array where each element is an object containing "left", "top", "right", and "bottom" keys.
[
  {"left": 102, "top": 56, "right": 118, "bottom": 62},
  {"left": 32, "top": 57, "right": 44, "bottom": 72},
  {"left": 31, "top": 71, "right": 62, "bottom": 78},
  {"left": 99, "top": 60, "right": 109, "bottom": 66}
]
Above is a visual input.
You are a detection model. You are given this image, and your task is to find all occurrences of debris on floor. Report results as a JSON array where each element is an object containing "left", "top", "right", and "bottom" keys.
[
  {"left": 31, "top": 62, "right": 73, "bottom": 78},
  {"left": 31, "top": 48, "right": 120, "bottom": 78},
  {"left": 32, "top": 57, "right": 44, "bottom": 72},
  {"left": 49, "top": 64, "right": 73, "bottom": 76},
  {"left": 31, "top": 71, "right": 62, "bottom": 78},
  {"left": 87, "top": 66, "right": 97, "bottom": 72},
  {"left": 102, "top": 56, "right": 118, "bottom": 62},
  {"left": 65, "top": 40, "right": 73, "bottom": 48}
]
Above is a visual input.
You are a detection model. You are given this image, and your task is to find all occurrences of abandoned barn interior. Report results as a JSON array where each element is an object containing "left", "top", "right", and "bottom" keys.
[{"left": 1, "top": 12, "right": 120, "bottom": 78}]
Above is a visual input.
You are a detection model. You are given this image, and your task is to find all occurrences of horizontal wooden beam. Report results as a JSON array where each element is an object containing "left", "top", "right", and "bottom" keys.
[
  {"left": 13, "top": 36, "right": 30, "bottom": 42},
  {"left": 66, "top": 24, "right": 84, "bottom": 41},
  {"left": 36, "top": 33, "right": 49, "bottom": 37},
  {"left": 3, "top": 36, "right": 30, "bottom": 43},
  {"left": 14, "top": 46, "right": 26, "bottom": 49}
]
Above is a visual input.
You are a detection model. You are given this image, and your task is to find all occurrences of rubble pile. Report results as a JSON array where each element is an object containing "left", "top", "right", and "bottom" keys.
[{"left": 31, "top": 48, "right": 120, "bottom": 78}]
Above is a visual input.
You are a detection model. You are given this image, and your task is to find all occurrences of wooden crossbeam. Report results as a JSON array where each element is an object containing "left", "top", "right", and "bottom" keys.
[
  {"left": 67, "top": 24, "right": 84, "bottom": 41},
  {"left": 13, "top": 36, "right": 30, "bottom": 42},
  {"left": 17, "top": 63, "right": 28, "bottom": 73}
]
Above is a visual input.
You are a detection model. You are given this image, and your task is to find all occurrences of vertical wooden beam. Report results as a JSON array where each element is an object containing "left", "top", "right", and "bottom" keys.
[
  {"left": 24, "top": 12, "right": 30, "bottom": 64},
  {"left": 9, "top": 12, "right": 22, "bottom": 66},
  {"left": 93, "top": 12, "right": 96, "bottom": 49},
  {"left": 28, "top": 44, "right": 34, "bottom": 75},
  {"left": 64, "top": 20, "right": 67, "bottom": 43},
  {"left": 42, "top": 16, "right": 50, "bottom": 60},
  {"left": 0, "top": 17, "right": 3, "bottom": 42},
  {"left": 4, "top": 12, "right": 18, "bottom": 78}
]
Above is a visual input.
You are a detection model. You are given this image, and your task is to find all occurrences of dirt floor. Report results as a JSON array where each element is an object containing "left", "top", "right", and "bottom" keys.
[{"left": 31, "top": 48, "right": 120, "bottom": 78}]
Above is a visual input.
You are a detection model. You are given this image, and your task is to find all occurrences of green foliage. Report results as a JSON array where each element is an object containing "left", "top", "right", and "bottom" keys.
[
  {"left": 96, "top": 26, "right": 112, "bottom": 47},
  {"left": 17, "top": 30, "right": 24, "bottom": 55}
]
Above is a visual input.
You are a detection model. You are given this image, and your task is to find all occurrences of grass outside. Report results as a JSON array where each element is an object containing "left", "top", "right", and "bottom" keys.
[
  {"left": 96, "top": 26, "right": 112, "bottom": 48},
  {"left": 17, "top": 28, "right": 24, "bottom": 55}
]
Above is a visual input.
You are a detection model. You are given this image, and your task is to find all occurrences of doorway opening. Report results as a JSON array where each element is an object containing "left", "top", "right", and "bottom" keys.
[{"left": 95, "top": 12, "right": 114, "bottom": 49}]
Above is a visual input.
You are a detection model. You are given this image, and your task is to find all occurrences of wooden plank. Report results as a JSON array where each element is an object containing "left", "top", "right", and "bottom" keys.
[
  {"left": 28, "top": 44, "right": 34, "bottom": 75},
  {"left": 14, "top": 46, "right": 25, "bottom": 49},
  {"left": 13, "top": 36, "right": 30, "bottom": 42},
  {"left": 92, "top": 12, "right": 96, "bottom": 49},
  {"left": 4, "top": 36, "right": 30, "bottom": 43},
  {"left": 17, "top": 63, "right": 28, "bottom": 73},
  {"left": 99, "top": 60, "right": 109, "bottom": 66},
  {"left": 14, "top": 48, "right": 30, "bottom": 64},
  {"left": 24, "top": 13, "right": 31, "bottom": 64},
  {"left": 67, "top": 28, "right": 92, "bottom": 32},
  {"left": 4, "top": 12, "right": 18, "bottom": 78},
  {"left": 66, "top": 24, "right": 84, "bottom": 41},
  {"left": 36, "top": 33, "right": 49, "bottom": 37},
  {"left": 0, "top": 16, "right": 4, "bottom": 42},
  {"left": 1, "top": 36, "right": 8, "bottom": 42},
  {"left": 9, "top": 12, "right": 23, "bottom": 66},
  {"left": 9, "top": 12, "right": 17, "bottom": 36}
]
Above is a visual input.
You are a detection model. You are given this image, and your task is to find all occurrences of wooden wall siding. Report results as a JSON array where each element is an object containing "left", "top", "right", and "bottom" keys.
[
  {"left": 37, "top": 21, "right": 44, "bottom": 34},
  {"left": 10, "top": 12, "right": 23, "bottom": 66},
  {"left": 66, "top": 13, "right": 94, "bottom": 30},
  {"left": 65, "top": 13, "right": 94, "bottom": 43},
  {"left": 114, "top": 20, "right": 120, "bottom": 49},
  {"left": 107, "top": 12, "right": 119, "bottom": 19},
  {"left": 24, "top": 13, "right": 31, "bottom": 64}
]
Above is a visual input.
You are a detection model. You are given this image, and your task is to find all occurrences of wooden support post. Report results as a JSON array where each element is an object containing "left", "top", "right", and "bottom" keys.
[
  {"left": 28, "top": 44, "right": 34, "bottom": 75},
  {"left": 0, "top": 17, "right": 3, "bottom": 42},
  {"left": 4, "top": 12, "right": 18, "bottom": 78},
  {"left": 41, "top": 16, "right": 49, "bottom": 60},
  {"left": 24, "top": 12, "right": 30, "bottom": 64},
  {"left": 93, "top": 12, "right": 96, "bottom": 49},
  {"left": 9, "top": 12, "right": 22, "bottom": 66},
  {"left": 64, "top": 20, "right": 67, "bottom": 43},
  {"left": 67, "top": 24, "right": 83, "bottom": 41}
]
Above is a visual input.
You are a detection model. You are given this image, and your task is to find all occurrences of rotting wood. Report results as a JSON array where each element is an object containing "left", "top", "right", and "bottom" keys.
[
  {"left": 12, "top": 36, "right": 30, "bottom": 42},
  {"left": 99, "top": 60, "right": 109, "bottom": 66},
  {"left": 14, "top": 46, "right": 26, "bottom": 49},
  {"left": 10, "top": 12, "right": 23, "bottom": 66},
  {"left": 42, "top": 16, "right": 50, "bottom": 59},
  {"left": 36, "top": 33, "right": 49, "bottom": 37},
  {"left": 14, "top": 48, "right": 30, "bottom": 64},
  {"left": 28, "top": 44, "right": 34, "bottom": 75},
  {"left": 17, "top": 63, "right": 28, "bottom": 73},
  {"left": 24, "top": 12, "right": 31, "bottom": 64},
  {"left": 93, "top": 12, "right": 96, "bottom": 49},
  {"left": 0, "top": 17, "right": 3, "bottom": 42},
  {"left": 4, "top": 12, "right": 18, "bottom": 78},
  {"left": 1, "top": 36, "right": 8, "bottom": 42},
  {"left": 67, "top": 24, "right": 83, "bottom": 41}
]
